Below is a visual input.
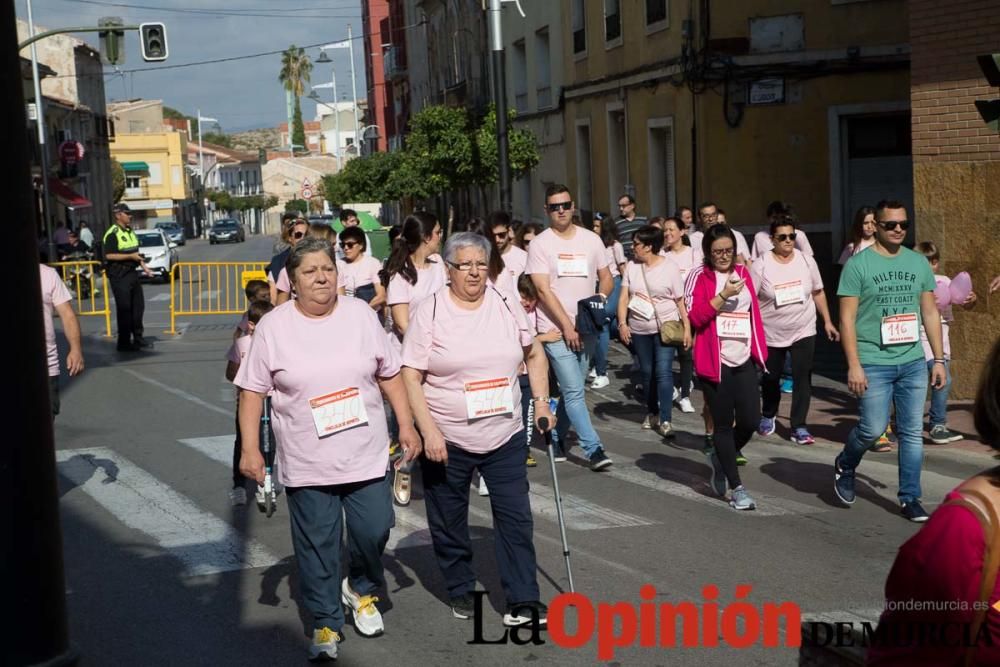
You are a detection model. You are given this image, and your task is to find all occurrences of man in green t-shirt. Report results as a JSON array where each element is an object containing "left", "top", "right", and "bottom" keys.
[{"left": 834, "top": 200, "right": 946, "bottom": 522}]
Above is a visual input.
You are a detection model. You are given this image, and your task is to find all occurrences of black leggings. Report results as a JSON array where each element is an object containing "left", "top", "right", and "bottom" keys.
[
  {"left": 676, "top": 346, "right": 693, "bottom": 399},
  {"left": 702, "top": 361, "right": 760, "bottom": 490},
  {"left": 761, "top": 336, "right": 815, "bottom": 430}
]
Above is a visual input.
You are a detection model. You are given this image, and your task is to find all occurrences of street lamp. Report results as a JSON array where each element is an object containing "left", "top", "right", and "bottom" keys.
[
  {"left": 358, "top": 124, "right": 380, "bottom": 155},
  {"left": 309, "top": 80, "right": 342, "bottom": 169},
  {"left": 197, "top": 110, "right": 218, "bottom": 234}
]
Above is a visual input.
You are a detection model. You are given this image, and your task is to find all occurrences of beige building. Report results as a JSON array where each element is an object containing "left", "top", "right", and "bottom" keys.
[
  {"left": 561, "top": 0, "right": 910, "bottom": 259},
  {"left": 262, "top": 156, "right": 340, "bottom": 211},
  {"left": 503, "top": 0, "right": 566, "bottom": 224}
]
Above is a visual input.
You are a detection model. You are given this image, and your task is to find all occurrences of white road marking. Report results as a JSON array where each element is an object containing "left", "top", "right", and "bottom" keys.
[
  {"left": 527, "top": 482, "right": 656, "bottom": 530},
  {"left": 122, "top": 369, "right": 232, "bottom": 417},
  {"left": 56, "top": 447, "right": 281, "bottom": 577},
  {"left": 148, "top": 293, "right": 171, "bottom": 302}
]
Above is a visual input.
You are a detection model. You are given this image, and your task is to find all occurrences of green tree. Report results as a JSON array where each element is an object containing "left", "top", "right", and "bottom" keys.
[
  {"left": 279, "top": 45, "right": 313, "bottom": 152},
  {"left": 110, "top": 157, "right": 125, "bottom": 203},
  {"left": 403, "top": 105, "right": 476, "bottom": 193},
  {"left": 475, "top": 105, "right": 540, "bottom": 186},
  {"left": 285, "top": 198, "right": 308, "bottom": 214},
  {"left": 201, "top": 132, "right": 232, "bottom": 148}
]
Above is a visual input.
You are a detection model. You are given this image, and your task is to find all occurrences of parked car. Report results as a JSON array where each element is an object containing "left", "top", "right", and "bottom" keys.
[
  {"left": 154, "top": 221, "right": 185, "bottom": 246},
  {"left": 209, "top": 219, "right": 245, "bottom": 244},
  {"left": 135, "top": 229, "right": 179, "bottom": 282}
]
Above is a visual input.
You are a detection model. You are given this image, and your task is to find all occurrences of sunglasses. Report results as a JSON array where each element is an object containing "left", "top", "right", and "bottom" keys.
[
  {"left": 292, "top": 231, "right": 305, "bottom": 239},
  {"left": 546, "top": 201, "right": 573, "bottom": 213},
  {"left": 493, "top": 232, "right": 508, "bottom": 239},
  {"left": 877, "top": 221, "right": 910, "bottom": 232},
  {"left": 339, "top": 241, "right": 359, "bottom": 249},
  {"left": 774, "top": 233, "right": 797, "bottom": 242}
]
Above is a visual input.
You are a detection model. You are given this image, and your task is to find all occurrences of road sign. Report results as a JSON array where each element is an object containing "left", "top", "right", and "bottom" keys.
[{"left": 301, "top": 188, "right": 313, "bottom": 199}]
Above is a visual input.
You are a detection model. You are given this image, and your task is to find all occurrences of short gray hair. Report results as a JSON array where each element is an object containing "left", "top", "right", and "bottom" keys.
[
  {"left": 443, "top": 232, "right": 491, "bottom": 265},
  {"left": 286, "top": 237, "right": 337, "bottom": 281}
]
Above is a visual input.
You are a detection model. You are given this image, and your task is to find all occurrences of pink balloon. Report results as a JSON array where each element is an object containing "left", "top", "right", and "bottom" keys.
[
  {"left": 934, "top": 282, "right": 951, "bottom": 309},
  {"left": 948, "top": 272, "right": 973, "bottom": 304}
]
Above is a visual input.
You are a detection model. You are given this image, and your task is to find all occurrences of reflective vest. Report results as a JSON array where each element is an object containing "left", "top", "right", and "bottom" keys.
[{"left": 103, "top": 224, "right": 139, "bottom": 254}]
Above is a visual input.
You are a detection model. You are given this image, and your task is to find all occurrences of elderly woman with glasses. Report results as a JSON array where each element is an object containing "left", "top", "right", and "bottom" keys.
[
  {"left": 686, "top": 224, "right": 768, "bottom": 511},
  {"left": 751, "top": 216, "right": 839, "bottom": 446},
  {"left": 401, "top": 232, "right": 555, "bottom": 627},
  {"left": 236, "top": 237, "right": 420, "bottom": 661}
]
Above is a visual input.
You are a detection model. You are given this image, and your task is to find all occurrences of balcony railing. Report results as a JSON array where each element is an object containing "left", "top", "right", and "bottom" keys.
[
  {"left": 384, "top": 45, "right": 407, "bottom": 81},
  {"left": 124, "top": 185, "right": 149, "bottom": 199}
]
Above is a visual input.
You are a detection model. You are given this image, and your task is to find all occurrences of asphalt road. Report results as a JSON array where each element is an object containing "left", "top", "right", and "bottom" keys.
[{"left": 50, "top": 234, "right": 995, "bottom": 666}]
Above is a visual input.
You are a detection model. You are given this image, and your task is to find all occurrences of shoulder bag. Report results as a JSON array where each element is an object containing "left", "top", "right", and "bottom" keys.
[{"left": 641, "top": 263, "right": 684, "bottom": 346}]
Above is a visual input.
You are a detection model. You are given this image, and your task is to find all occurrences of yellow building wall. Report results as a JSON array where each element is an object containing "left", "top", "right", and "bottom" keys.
[{"left": 110, "top": 131, "right": 190, "bottom": 202}]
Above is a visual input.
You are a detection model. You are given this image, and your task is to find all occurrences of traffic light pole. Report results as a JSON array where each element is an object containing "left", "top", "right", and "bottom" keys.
[
  {"left": 4, "top": 1, "right": 77, "bottom": 664},
  {"left": 487, "top": 0, "right": 511, "bottom": 214}
]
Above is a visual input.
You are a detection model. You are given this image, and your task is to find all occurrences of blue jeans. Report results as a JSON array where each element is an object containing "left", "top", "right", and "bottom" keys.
[
  {"left": 631, "top": 333, "right": 677, "bottom": 423},
  {"left": 926, "top": 359, "right": 951, "bottom": 427},
  {"left": 593, "top": 276, "right": 622, "bottom": 376},
  {"left": 544, "top": 336, "right": 603, "bottom": 458},
  {"left": 839, "top": 358, "right": 927, "bottom": 504}
]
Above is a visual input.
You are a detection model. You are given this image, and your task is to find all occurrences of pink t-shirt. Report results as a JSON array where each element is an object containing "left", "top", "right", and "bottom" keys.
[
  {"left": 501, "top": 245, "right": 528, "bottom": 281},
  {"left": 838, "top": 237, "right": 875, "bottom": 265},
  {"left": 275, "top": 267, "right": 291, "bottom": 294},
  {"left": 921, "top": 274, "right": 952, "bottom": 361},
  {"left": 750, "top": 250, "right": 824, "bottom": 348},
  {"left": 664, "top": 246, "right": 699, "bottom": 284},
  {"left": 337, "top": 256, "right": 382, "bottom": 293},
  {"left": 716, "top": 272, "right": 752, "bottom": 367},
  {"left": 235, "top": 297, "right": 401, "bottom": 487},
  {"left": 604, "top": 242, "right": 626, "bottom": 278},
  {"left": 867, "top": 489, "right": 1000, "bottom": 667},
  {"left": 40, "top": 264, "right": 72, "bottom": 377},
  {"left": 227, "top": 333, "right": 252, "bottom": 366},
  {"left": 401, "top": 287, "right": 533, "bottom": 452},
  {"left": 386, "top": 254, "right": 447, "bottom": 307},
  {"left": 621, "top": 259, "right": 684, "bottom": 336},
  {"left": 525, "top": 226, "right": 609, "bottom": 334},
  {"left": 751, "top": 229, "right": 814, "bottom": 259}
]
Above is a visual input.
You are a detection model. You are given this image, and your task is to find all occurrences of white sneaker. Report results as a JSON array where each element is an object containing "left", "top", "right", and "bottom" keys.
[
  {"left": 478, "top": 477, "right": 490, "bottom": 496},
  {"left": 587, "top": 368, "right": 597, "bottom": 380},
  {"left": 229, "top": 487, "right": 247, "bottom": 507},
  {"left": 590, "top": 375, "right": 610, "bottom": 389},
  {"left": 309, "top": 627, "right": 340, "bottom": 661},
  {"left": 678, "top": 397, "right": 695, "bottom": 413},
  {"left": 341, "top": 578, "right": 385, "bottom": 637}
]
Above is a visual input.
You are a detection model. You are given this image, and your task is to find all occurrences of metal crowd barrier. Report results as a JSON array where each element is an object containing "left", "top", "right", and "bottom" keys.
[
  {"left": 48, "top": 260, "right": 112, "bottom": 337},
  {"left": 168, "top": 261, "right": 268, "bottom": 334}
]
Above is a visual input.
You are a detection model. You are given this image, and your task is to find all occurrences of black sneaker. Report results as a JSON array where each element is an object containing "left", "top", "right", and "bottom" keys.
[
  {"left": 133, "top": 336, "right": 154, "bottom": 349},
  {"left": 589, "top": 449, "right": 613, "bottom": 471},
  {"left": 450, "top": 593, "right": 475, "bottom": 620},
  {"left": 116, "top": 341, "right": 141, "bottom": 352},
  {"left": 503, "top": 601, "right": 548, "bottom": 627},
  {"left": 901, "top": 501, "right": 929, "bottom": 523},
  {"left": 834, "top": 454, "right": 856, "bottom": 506}
]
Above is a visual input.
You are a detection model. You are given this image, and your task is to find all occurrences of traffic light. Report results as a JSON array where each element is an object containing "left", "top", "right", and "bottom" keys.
[
  {"left": 140, "top": 23, "right": 168, "bottom": 62},
  {"left": 98, "top": 17, "right": 125, "bottom": 66},
  {"left": 975, "top": 54, "right": 1000, "bottom": 133}
]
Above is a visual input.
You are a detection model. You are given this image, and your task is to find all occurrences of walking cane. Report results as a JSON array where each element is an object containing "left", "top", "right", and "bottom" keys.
[{"left": 536, "top": 414, "right": 575, "bottom": 593}]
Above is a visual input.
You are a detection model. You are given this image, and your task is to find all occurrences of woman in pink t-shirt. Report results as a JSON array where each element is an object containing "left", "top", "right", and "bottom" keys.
[
  {"left": 235, "top": 237, "right": 420, "bottom": 660},
  {"left": 839, "top": 206, "right": 877, "bottom": 265},
  {"left": 616, "top": 225, "right": 690, "bottom": 438},
  {"left": 336, "top": 226, "right": 385, "bottom": 311},
  {"left": 401, "top": 232, "right": 555, "bottom": 626},
  {"left": 663, "top": 216, "right": 699, "bottom": 414},
  {"left": 751, "top": 217, "right": 840, "bottom": 445},
  {"left": 385, "top": 212, "right": 446, "bottom": 340},
  {"left": 868, "top": 338, "right": 1000, "bottom": 667}
]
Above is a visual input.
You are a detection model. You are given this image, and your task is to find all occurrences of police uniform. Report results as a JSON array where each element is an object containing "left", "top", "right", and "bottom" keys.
[{"left": 103, "top": 215, "right": 147, "bottom": 350}]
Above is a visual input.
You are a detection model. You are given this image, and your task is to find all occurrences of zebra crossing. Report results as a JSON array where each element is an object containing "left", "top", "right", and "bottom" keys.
[{"left": 55, "top": 430, "right": 970, "bottom": 580}]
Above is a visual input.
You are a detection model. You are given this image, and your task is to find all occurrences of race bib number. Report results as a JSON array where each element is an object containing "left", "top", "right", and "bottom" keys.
[
  {"left": 557, "top": 253, "right": 588, "bottom": 277},
  {"left": 308, "top": 387, "right": 369, "bottom": 437},
  {"left": 881, "top": 313, "right": 919, "bottom": 345},
  {"left": 718, "top": 312, "right": 751, "bottom": 340},
  {"left": 464, "top": 378, "right": 515, "bottom": 420},
  {"left": 627, "top": 293, "right": 655, "bottom": 320},
  {"left": 774, "top": 280, "right": 804, "bottom": 307}
]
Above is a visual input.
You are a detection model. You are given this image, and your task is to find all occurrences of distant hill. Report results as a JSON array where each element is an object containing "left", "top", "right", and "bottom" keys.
[{"left": 230, "top": 127, "right": 281, "bottom": 152}]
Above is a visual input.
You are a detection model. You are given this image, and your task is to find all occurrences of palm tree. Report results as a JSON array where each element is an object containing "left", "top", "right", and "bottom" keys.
[{"left": 279, "top": 45, "right": 313, "bottom": 153}]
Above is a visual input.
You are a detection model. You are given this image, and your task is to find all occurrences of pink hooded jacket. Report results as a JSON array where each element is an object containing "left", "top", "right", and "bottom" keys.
[{"left": 684, "top": 263, "right": 768, "bottom": 383}]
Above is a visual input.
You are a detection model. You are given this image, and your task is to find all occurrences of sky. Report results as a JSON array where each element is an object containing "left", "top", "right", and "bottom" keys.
[{"left": 18, "top": 0, "right": 370, "bottom": 132}]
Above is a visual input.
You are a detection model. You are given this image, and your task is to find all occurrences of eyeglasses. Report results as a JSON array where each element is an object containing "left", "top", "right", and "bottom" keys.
[
  {"left": 618, "top": 203, "right": 632, "bottom": 209},
  {"left": 493, "top": 232, "right": 508, "bottom": 239},
  {"left": 546, "top": 201, "right": 573, "bottom": 213},
  {"left": 292, "top": 231, "right": 305, "bottom": 239},
  {"left": 774, "top": 233, "right": 797, "bottom": 242},
  {"left": 339, "top": 241, "right": 359, "bottom": 249},
  {"left": 711, "top": 247, "right": 735, "bottom": 257},
  {"left": 877, "top": 221, "right": 910, "bottom": 232},
  {"left": 447, "top": 260, "right": 489, "bottom": 272}
]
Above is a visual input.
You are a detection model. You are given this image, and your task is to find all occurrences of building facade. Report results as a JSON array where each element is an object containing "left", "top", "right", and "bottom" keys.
[
  {"left": 262, "top": 156, "right": 340, "bottom": 211},
  {"left": 503, "top": 0, "right": 567, "bottom": 224},
  {"left": 561, "top": 0, "right": 910, "bottom": 259},
  {"left": 908, "top": 0, "right": 1000, "bottom": 397},
  {"left": 362, "top": 0, "right": 392, "bottom": 153}
]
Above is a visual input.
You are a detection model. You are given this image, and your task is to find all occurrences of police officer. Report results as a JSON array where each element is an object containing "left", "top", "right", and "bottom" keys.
[{"left": 104, "top": 203, "right": 153, "bottom": 351}]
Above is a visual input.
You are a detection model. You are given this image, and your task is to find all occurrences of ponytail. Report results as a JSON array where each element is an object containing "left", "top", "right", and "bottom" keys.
[{"left": 384, "top": 212, "right": 439, "bottom": 286}]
